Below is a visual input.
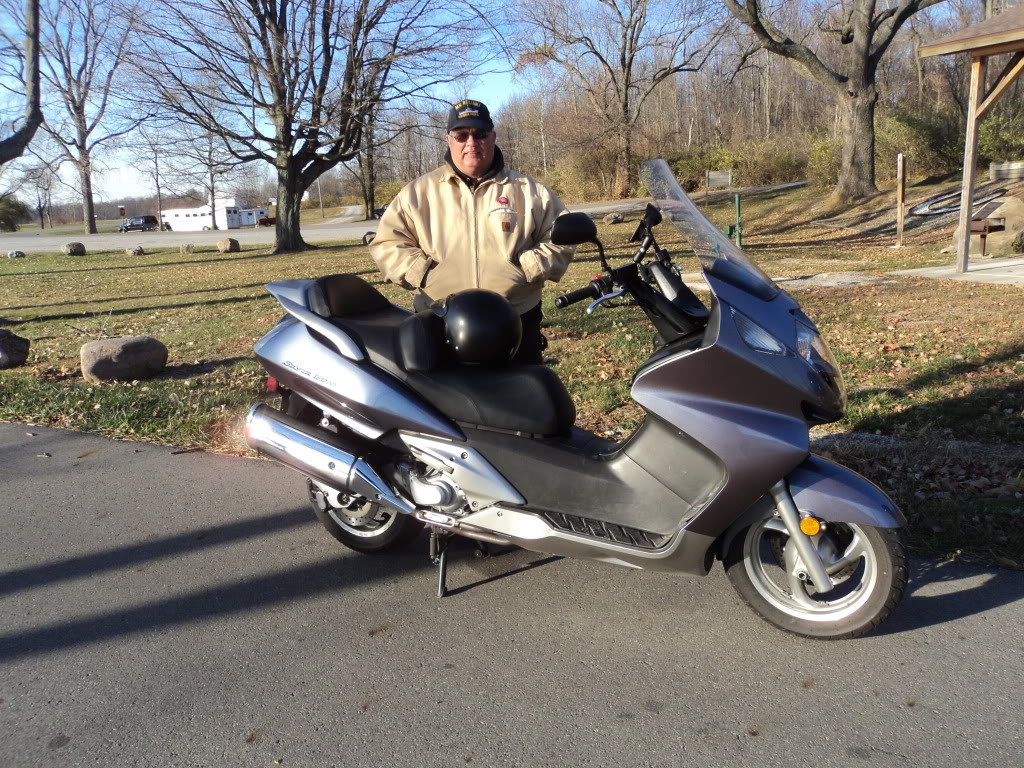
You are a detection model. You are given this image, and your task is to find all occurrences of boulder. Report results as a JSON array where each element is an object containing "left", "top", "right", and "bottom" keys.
[
  {"left": 62, "top": 242, "right": 86, "bottom": 256},
  {"left": 179, "top": 243, "right": 194, "bottom": 255},
  {"left": 80, "top": 335, "right": 168, "bottom": 383},
  {"left": 0, "top": 329, "right": 30, "bottom": 369},
  {"left": 6, "top": 250, "right": 25, "bottom": 259},
  {"left": 603, "top": 212, "right": 624, "bottom": 225},
  {"left": 217, "top": 238, "right": 240, "bottom": 253},
  {"left": 125, "top": 246, "right": 145, "bottom": 257}
]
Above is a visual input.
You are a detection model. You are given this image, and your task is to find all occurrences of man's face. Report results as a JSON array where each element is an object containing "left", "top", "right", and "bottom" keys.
[{"left": 446, "top": 128, "right": 496, "bottom": 179}]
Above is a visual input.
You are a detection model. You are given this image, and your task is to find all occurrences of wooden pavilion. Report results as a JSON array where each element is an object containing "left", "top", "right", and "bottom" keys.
[{"left": 920, "top": 7, "right": 1024, "bottom": 272}]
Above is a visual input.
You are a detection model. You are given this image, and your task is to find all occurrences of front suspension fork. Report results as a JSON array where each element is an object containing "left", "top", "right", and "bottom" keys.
[{"left": 769, "top": 480, "right": 833, "bottom": 594}]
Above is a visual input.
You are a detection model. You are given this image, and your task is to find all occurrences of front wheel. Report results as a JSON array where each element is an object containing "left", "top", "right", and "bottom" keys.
[{"left": 724, "top": 518, "right": 907, "bottom": 639}]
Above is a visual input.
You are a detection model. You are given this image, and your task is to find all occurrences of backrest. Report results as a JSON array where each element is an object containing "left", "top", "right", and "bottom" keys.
[
  {"left": 398, "top": 310, "right": 448, "bottom": 372},
  {"left": 308, "top": 273, "right": 391, "bottom": 318}
]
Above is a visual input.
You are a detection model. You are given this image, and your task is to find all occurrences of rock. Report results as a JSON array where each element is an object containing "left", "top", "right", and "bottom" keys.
[
  {"left": 179, "top": 243, "right": 194, "bottom": 255},
  {"left": 603, "top": 212, "right": 624, "bottom": 225},
  {"left": 217, "top": 238, "right": 240, "bottom": 253},
  {"left": 125, "top": 246, "right": 145, "bottom": 257},
  {"left": 6, "top": 250, "right": 25, "bottom": 259},
  {"left": 62, "top": 242, "right": 86, "bottom": 256},
  {"left": 0, "top": 329, "right": 30, "bottom": 369},
  {"left": 80, "top": 336, "right": 168, "bottom": 383}
]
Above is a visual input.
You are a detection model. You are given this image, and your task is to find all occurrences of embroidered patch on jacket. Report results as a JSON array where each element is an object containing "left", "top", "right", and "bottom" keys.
[{"left": 490, "top": 206, "right": 517, "bottom": 233}]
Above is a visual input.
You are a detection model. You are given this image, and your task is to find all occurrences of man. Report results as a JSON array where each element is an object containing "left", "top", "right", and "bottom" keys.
[{"left": 369, "top": 99, "right": 574, "bottom": 364}]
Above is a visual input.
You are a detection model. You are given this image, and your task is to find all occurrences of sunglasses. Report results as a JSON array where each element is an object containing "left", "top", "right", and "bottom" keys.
[{"left": 449, "top": 130, "right": 492, "bottom": 143}]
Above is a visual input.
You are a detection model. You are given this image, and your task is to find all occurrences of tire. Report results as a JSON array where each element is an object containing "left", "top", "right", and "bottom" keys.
[
  {"left": 285, "top": 394, "right": 420, "bottom": 554},
  {"left": 202, "top": 226, "right": 210, "bottom": 231},
  {"left": 724, "top": 517, "right": 907, "bottom": 640},
  {"left": 308, "top": 480, "right": 420, "bottom": 554}
]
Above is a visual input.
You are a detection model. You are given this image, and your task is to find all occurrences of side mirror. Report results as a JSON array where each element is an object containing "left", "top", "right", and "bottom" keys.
[
  {"left": 551, "top": 212, "right": 597, "bottom": 246},
  {"left": 644, "top": 202, "right": 663, "bottom": 227},
  {"left": 629, "top": 203, "right": 663, "bottom": 243}
]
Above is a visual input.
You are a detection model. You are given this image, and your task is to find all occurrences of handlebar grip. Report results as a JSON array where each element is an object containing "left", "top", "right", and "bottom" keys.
[{"left": 555, "top": 283, "right": 601, "bottom": 309}]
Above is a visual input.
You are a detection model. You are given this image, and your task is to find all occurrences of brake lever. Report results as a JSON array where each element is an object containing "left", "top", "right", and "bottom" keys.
[{"left": 586, "top": 288, "right": 627, "bottom": 315}]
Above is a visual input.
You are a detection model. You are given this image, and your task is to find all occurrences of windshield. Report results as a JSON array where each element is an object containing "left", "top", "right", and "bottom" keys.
[{"left": 641, "top": 159, "right": 780, "bottom": 301}]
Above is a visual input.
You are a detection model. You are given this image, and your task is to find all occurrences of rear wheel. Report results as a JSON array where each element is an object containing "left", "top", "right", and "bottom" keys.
[
  {"left": 308, "top": 480, "right": 419, "bottom": 553},
  {"left": 724, "top": 517, "right": 907, "bottom": 639},
  {"left": 286, "top": 393, "right": 420, "bottom": 554}
]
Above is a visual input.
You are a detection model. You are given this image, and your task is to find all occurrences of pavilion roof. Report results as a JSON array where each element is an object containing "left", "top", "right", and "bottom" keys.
[{"left": 920, "top": 7, "right": 1024, "bottom": 58}]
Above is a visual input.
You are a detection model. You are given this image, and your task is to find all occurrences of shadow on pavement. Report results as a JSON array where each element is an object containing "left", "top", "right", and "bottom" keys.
[
  {"left": 0, "top": 547, "right": 428, "bottom": 662},
  {"left": 0, "top": 506, "right": 313, "bottom": 600},
  {"left": 876, "top": 558, "right": 1024, "bottom": 636}
]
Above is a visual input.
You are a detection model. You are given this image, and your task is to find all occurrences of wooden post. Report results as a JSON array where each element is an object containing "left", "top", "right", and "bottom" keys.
[
  {"left": 734, "top": 193, "right": 742, "bottom": 248},
  {"left": 895, "top": 153, "right": 906, "bottom": 247},
  {"left": 955, "top": 57, "right": 986, "bottom": 274}
]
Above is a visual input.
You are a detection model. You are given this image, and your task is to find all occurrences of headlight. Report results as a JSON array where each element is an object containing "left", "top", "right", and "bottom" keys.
[{"left": 796, "top": 324, "right": 847, "bottom": 407}]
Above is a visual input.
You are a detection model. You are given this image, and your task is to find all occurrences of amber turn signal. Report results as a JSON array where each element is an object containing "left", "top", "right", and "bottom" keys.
[{"left": 799, "top": 516, "right": 822, "bottom": 536}]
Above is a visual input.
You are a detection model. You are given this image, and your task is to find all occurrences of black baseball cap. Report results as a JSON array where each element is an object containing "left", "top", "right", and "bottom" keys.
[{"left": 447, "top": 99, "right": 494, "bottom": 132}]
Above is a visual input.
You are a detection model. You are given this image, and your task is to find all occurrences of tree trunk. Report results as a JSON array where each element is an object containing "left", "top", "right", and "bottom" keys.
[
  {"left": 833, "top": 86, "right": 879, "bottom": 205},
  {"left": 274, "top": 165, "right": 308, "bottom": 252},
  {"left": 208, "top": 170, "right": 219, "bottom": 230},
  {"left": 79, "top": 156, "right": 97, "bottom": 234},
  {"left": 613, "top": 130, "right": 632, "bottom": 199}
]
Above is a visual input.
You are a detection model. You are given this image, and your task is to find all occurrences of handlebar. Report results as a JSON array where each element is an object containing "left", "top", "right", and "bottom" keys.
[{"left": 554, "top": 282, "right": 603, "bottom": 309}]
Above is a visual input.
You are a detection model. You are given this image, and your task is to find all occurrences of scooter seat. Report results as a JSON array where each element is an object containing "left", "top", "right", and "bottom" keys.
[
  {"left": 405, "top": 365, "right": 576, "bottom": 436},
  {"left": 309, "top": 274, "right": 575, "bottom": 436}
]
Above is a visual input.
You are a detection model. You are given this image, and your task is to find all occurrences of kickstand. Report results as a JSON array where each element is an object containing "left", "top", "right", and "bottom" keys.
[{"left": 429, "top": 527, "right": 449, "bottom": 598}]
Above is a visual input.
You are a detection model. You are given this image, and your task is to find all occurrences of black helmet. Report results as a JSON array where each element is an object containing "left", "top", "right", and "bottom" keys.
[{"left": 434, "top": 289, "right": 522, "bottom": 365}]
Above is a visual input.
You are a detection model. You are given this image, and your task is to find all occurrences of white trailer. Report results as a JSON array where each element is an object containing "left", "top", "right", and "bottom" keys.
[
  {"left": 161, "top": 198, "right": 247, "bottom": 232},
  {"left": 239, "top": 208, "right": 270, "bottom": 227}
]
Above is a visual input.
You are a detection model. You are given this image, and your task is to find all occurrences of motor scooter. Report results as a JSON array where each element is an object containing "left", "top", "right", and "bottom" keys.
[{"left": 244, "top": 159, "right": 907, "bottom": 639}]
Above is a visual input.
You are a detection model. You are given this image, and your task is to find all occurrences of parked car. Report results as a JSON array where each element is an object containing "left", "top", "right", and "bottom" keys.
[
  {"left": 372, "top": 204, "right": 388, "bottom": 219},
  {"left": 119, "top": 215, "right": 160, "bottom": 233},
  {"left": 258, "top": 216, "right": 276, "bottom": 227}
]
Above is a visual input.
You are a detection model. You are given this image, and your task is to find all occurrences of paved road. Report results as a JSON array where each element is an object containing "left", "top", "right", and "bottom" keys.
[
  {"left": 0, "top": 216, "right": 380, "bottom": 254},
  {"left": 1, "top": 423, "right": 1022, "bottom": 767},
  {"left": 0, "top": 185, "right": 808, "bottom": 255}
]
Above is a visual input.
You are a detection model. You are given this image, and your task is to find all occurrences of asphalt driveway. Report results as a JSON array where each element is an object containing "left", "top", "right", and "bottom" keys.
[{"left": 1, "top": 423, "right": 1022, "bottom": 767}]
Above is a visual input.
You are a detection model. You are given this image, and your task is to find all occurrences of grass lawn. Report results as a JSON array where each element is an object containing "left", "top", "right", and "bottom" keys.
[{"left": 2, "top": 182, "right": 1022, "bottom": 565}]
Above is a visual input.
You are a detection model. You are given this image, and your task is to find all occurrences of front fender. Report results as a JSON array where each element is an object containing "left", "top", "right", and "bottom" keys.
[{"left": 788, "top": 455, "right": 905, "bottom": 528}]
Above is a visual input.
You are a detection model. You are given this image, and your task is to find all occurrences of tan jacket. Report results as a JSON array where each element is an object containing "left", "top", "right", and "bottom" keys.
[{"left": 369, "top": 164, "right": 574, "bottom": 313}]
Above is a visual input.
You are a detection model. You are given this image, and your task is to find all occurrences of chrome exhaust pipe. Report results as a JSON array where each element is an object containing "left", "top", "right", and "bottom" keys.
[
  {"left": 244, "top": 404, "right": 414, "bottom": 515},
  {"left": 412, "top": 510, "right": 511, "bottom": 547}
]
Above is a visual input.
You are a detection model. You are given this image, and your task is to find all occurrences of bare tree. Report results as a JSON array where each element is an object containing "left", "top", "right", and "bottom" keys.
[
  {"left": 160, "top": 125, "right": 242, "bottom": 230},
  {"left": 0, "top": 0, "right": 43, "bottom": 166},
  {"left": 128, "top": 124, "right": 171, "bottom": 223},
  {"left": 134, "top": 0, "right": 492, "bottom": 252},
  {"left": 516, "top": 0, "right": 724, "bottom": 197},
  {"left": 723, "top": 0, "right": 946, "bottom": 205},
  {"left": 37, "top": 0, "right": 139, "bottom": 233},
  {"left": 21, "top": 155, "right": 58, "bottom": 227}
]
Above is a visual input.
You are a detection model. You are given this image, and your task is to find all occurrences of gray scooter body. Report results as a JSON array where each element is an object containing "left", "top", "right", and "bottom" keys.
[{"left": 247, "top": 161, "right": 903, "bottom": 582}]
